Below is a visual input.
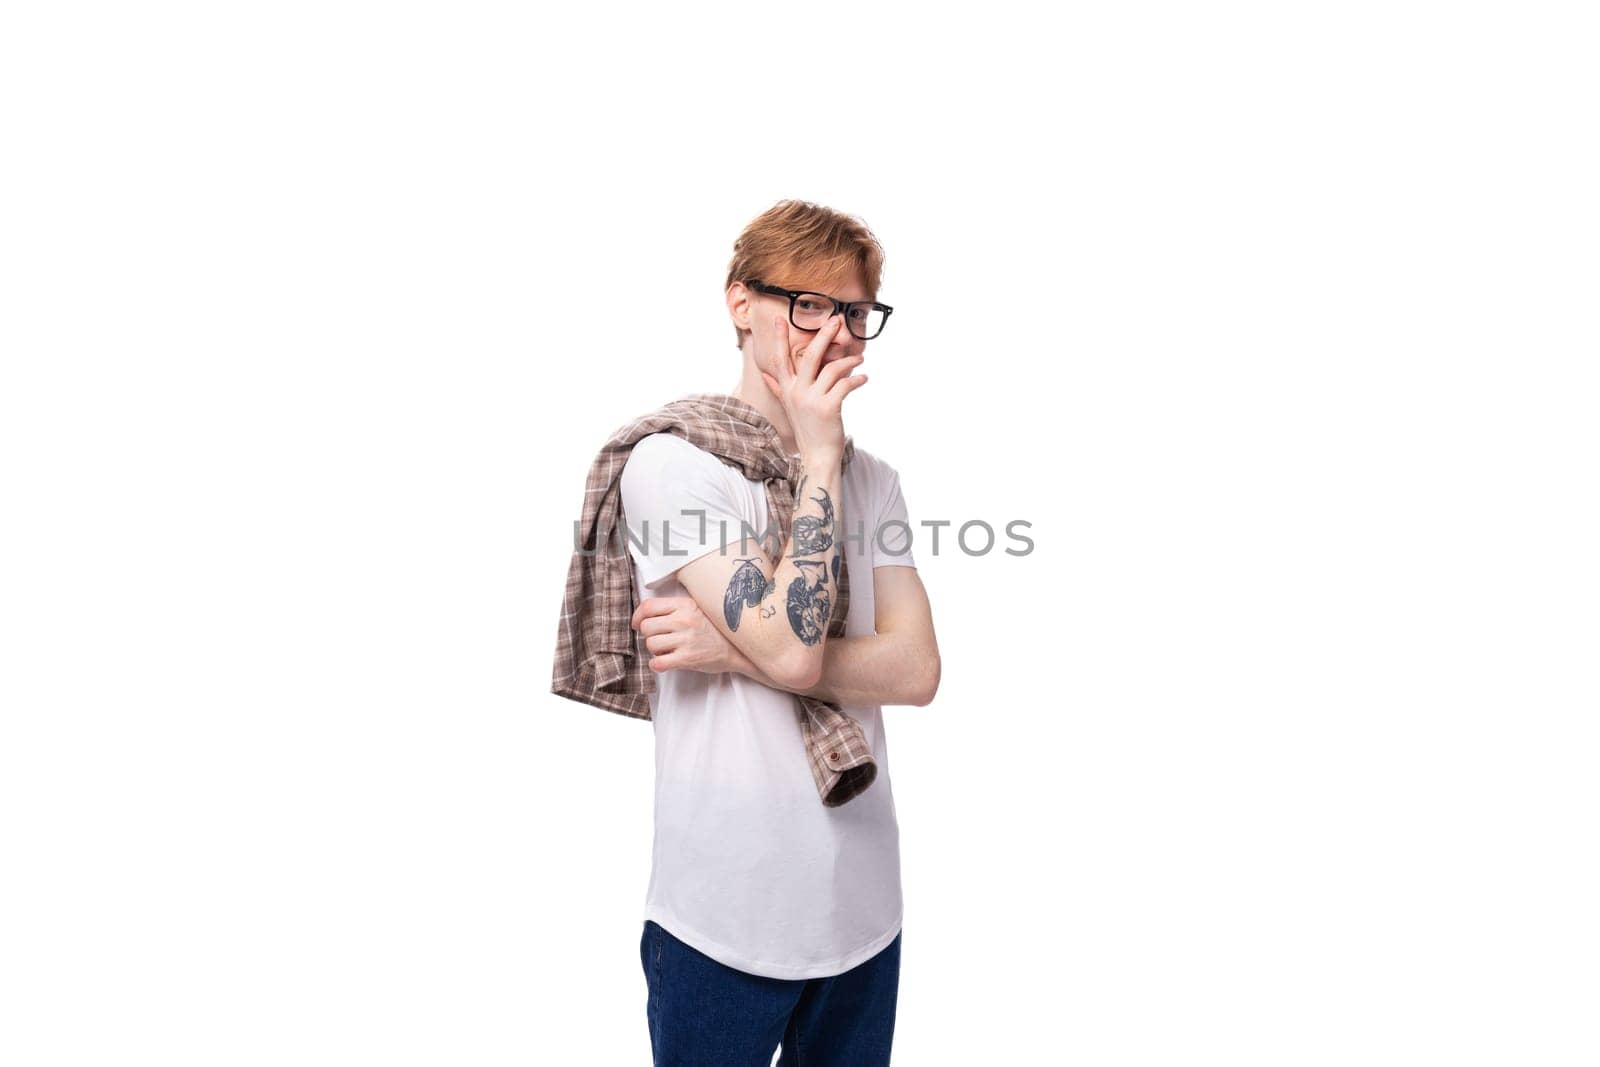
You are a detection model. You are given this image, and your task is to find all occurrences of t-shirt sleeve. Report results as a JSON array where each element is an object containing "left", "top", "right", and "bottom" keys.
[
  {"left": 869, "top": 463, "right": 918, "bottom": 570},
  {"left": 618, "top": 433, "right": 761, "bottom": 592}
]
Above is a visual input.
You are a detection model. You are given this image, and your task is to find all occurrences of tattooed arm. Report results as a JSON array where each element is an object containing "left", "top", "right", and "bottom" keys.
[
  {"left": 720, "top": 565, "right": 941, "bottom": 706},
  {"left": 640, "top": 453, "right": 846, "bottom": 691}
]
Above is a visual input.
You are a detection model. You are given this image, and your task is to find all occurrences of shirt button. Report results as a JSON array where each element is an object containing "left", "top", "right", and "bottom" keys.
[{"left": 828, "top": 752, "right": 840, "bottom": 762}]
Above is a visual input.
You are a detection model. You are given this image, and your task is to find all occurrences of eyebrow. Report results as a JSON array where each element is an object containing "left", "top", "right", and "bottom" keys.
[{"left": 798, "top": 287, "right": 874, "bottom": 304}]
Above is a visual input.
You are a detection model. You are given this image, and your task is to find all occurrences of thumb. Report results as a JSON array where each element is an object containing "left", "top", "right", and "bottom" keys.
[{"left": 760, "top": 371, "right": 782, "bottom": 400}]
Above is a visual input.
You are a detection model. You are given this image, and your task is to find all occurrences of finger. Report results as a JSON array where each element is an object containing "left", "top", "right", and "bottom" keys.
[
  {"left": 642, "top": 600, "right": 695, "bottom": 633},
  {"left": 816, "top": 354, "right": 864, "bottom": 393},
  {"left": 827, "top": 373, "right": 869, "bottom": 401},
  {"left": 760, "top": 371, "right": 782, "bottom": 401},
  {"left": 644, "top": 632, "right": 683, "bottom": 654},
  {"left": 772, "top": 315, "right": 797, "bottom": 383},
  {"left": 795, "top": 315, "right": 841, "bottom": 384},
  {"left": 649, "top": 653, "right": 685, "bottom": 673},
  {"left": 637, "top": 615, "right": 679, "bottom": 637},
  {"left": 631, "top": 597, "right": 676, "bottom": 629}
]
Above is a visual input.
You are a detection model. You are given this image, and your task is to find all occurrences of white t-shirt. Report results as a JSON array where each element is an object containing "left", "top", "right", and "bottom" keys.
[{"left": 618, "top": 431, "right": 917, "bottom": 980}]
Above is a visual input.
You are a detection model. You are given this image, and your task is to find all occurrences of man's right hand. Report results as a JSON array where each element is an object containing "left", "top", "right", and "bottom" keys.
[{"left": 760, "top": 314, "right": 868, "bottom": 465}]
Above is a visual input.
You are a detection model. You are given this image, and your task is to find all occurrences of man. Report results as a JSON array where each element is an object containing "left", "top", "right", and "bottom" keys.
[{"left": 563, "top": 201, "right": 940, "bottom": 1065}]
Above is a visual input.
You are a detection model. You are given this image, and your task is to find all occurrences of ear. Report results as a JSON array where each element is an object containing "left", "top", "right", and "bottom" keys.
[{"left": 726, "top": 281, "right": 752, "bottom": 332}]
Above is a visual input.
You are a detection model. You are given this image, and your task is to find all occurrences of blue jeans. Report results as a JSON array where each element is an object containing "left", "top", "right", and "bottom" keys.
[{"left": 640, "top": 919, "right": 901, "bottom": 1066}]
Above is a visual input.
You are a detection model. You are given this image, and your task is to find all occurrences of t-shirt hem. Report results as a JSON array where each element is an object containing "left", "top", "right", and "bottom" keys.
[{"left": 641, "top": 901, "right": 904, "bottom": 981}]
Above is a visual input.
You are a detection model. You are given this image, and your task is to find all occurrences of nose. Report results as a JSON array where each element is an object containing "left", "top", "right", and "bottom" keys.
[{"left": 824, "top": 313, "right": 864, "bottom": 360}]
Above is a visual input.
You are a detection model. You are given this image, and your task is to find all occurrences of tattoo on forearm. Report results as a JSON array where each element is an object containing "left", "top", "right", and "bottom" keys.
[
  {"left": 722, "top": 483, "right": 841, "bottom": 644},
  {"left": 790, "top": 487, "right": 835, "bottom": 556},
  {"left": 786, "top": 555, "right": 835, "bottom": 645},
  {"left": 723, "top": 558, "right": 777, "bottom": 631}
]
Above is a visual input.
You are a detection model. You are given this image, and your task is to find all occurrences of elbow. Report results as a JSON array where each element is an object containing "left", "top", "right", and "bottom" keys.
[
  {"left": 790, "top": 658, "right": 825, "bottom": 692},
  {"left": 772, "top": 650, "right": 823, "bottom": 692},
  {"left": 907, "top": 652, "right": 941, "bottom": 707}
]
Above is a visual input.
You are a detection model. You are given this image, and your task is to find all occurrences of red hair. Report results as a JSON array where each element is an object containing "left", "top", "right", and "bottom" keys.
[{"left": 725, "top": 200, "right": 886, "bottom": 349}]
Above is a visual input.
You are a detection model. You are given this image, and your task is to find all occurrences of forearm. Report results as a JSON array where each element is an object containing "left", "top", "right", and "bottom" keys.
[
  {"left": 682, "top": 450, "right": 845, "bottom": 690},
  {"left": 728, "top": 630, "right": 938, "bottom": 707},
  {"left": 744, "top": 450, "right": 845, "bottom": 686}
]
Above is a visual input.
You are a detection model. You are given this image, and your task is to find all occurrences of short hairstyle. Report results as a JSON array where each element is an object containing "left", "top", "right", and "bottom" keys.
[{"left": 725, "top": 199, "right": 886, "bottom": 350}]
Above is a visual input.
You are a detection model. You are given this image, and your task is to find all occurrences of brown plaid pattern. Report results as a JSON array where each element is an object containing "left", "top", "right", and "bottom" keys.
[{"left": 551, "top": 393, "right": 878, "bottom": 806}]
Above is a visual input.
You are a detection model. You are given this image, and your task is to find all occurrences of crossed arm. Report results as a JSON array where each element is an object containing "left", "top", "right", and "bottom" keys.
[
  {"left": 727, "top": 565, "right": 939, "bottom": 706},
  {"left": 631, "top": 561, "right": 941, "bottom": 708}
]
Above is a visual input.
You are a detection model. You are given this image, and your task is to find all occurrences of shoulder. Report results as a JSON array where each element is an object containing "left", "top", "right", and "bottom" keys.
[
  {"left": 619, "top": 432, "right": 753, "bottom": 524},
  {"left": 847, "top": 444, "right": 904, "bottom": 491},
  {"left": 622, "top": 431, "right": 727, "bottom": 483},
  {"left": 845, "top": 446, "right": 912, "bottom": 530}
]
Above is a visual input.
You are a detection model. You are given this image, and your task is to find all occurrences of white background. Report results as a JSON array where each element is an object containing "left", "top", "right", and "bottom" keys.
[{"left": 3, "top": 2, "right": 1596, "bottom": 1064}]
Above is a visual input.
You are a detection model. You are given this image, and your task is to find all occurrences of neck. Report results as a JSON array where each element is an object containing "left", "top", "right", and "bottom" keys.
[{"left": 731, "top": 347, "right": 799, "bottom": 455}]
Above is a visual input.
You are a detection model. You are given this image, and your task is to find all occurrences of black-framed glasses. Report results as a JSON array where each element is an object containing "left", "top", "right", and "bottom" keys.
[{"left": 747, "top": 279, "right": 894, "bottom": 341}]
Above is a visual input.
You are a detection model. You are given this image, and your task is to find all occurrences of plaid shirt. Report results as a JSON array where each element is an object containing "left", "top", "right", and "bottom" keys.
[{"left": 551, "top": 392, "right": 878, "bottom": 806}]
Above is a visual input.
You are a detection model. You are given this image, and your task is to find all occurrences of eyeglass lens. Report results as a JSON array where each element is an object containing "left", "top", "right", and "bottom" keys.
[{"left": 791, "top": 294, "right": 887, "bottom": 339}]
